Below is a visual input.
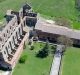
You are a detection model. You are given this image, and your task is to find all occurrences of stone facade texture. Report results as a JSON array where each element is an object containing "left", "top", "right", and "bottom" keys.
[{"left": 0, "top": 4, "right": 37, "bottom": 70}]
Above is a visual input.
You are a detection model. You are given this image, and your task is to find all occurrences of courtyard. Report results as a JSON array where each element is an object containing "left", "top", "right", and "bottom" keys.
[
  {"left": 61, "top": 47, "right": 80, "bottom": 75},
  {"left": 13, "top": 42, "right": 54, "bottom": 75}
]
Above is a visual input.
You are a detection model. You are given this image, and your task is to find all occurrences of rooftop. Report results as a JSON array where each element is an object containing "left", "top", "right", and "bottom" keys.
[{"left": 35, "top": 17, "right": 80, "bottom": 40}]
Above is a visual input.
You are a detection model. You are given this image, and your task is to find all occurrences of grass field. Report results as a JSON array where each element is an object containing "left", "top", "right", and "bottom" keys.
[
  {"left": 0, "top": 0, "right": 80, "bottom": 29},
  {"left": 61, "top": 47, "right": 80, "bottom": 75},
  {"left": 13, "top": 42, "right": 53, "bottom": 75}
]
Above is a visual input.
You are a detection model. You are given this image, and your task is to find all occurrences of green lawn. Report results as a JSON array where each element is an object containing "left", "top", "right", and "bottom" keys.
[
  {"left": 61, "top": 47, "right": 80, "bottom": 75},
  {"left": 0, "top": 0, "right": 80, "bottom": 29},
  {"left": 13, "top": 42, "right": 53, "bottom": 75},
  {"left": 26, "top": 0, "right": 80, "bottom": 29}
]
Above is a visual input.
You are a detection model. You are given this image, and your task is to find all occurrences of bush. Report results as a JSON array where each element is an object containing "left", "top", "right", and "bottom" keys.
[
  {"left": 51, "top": 45, "right": 56, "bottom": 54},
  {"left": 19, "top": 55, "right": 27, "bottom": 64},
  {"left": 36, "top": 42, "right": 49, "bottom": 58},
  {"left": 28, "top": 41, "right": 32, "bottom": 45},
  {"left": 36, "top": 49, "right": 48, "bottom": 58},
  {"left": 30, "top": 46, "right": 34, "bottom": 50},
  {"left": 51, "top": 45, "right": 56, "bottom": 49},
  {"left": 36, "top": 45, "right": 49, "bottom": 58}
]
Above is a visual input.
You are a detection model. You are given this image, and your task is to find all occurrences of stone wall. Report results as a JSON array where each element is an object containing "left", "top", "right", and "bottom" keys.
[{"left": 36, "top": 30, "right": 80, "bottom": 47}]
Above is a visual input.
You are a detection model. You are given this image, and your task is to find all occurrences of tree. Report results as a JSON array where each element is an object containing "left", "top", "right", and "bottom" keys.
[
  {"left": 51, "top": 45, "right": 56, "bottom": 54},
  {"left": 75, "top": 0, "right": 80, "bottom": 10},
  {"left": 19, "top": 55, "right": 27, "bottom": 64},
  {"left": 36, "top": 42, "right": 49, "bottom": 58},
  {"left": 55, "top": 17, "right": 71, "bottom": 28},
  {"left": 57, "top": 35, "right": 73, "bottom": 51},
  {"left": 30, "top": 45, "right": 34, "bottom": 50}
]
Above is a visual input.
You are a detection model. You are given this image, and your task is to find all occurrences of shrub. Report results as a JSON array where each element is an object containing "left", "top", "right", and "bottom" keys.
[
  {"left": 28, "top": 41, "right": 32, "bottom": 45},
  {"left": 30, "top": 46, "right": 34, "bottom": 50},
  {"left": 36, "top": 42, "right": 50, "bottom": 58},
  {"left": 51, "top": 45, "right": 56, "bottom": 54},
  {"left": 51, "top": 45, "right": 56, "bottom": 49},
  {"left": 36, "top": 49, "right": 48, "bottom": 58},
  {"left": 19, "top": 55, "right": 27, "bottom": 64}
]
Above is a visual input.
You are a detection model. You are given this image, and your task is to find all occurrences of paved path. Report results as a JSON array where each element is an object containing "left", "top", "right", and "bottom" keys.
[{"left": 50, "top": 45, "right": 63, "bottom": 75}]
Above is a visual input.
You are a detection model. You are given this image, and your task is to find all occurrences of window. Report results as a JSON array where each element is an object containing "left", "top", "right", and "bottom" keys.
[
  {"left": 47, "top": 37, "right": 50, "bottom": 40},
  {"left": 24, "top": 21, "right": 26, "bottom": 26},
  {"left": 19, "top": 28, "right": 21, "bottom": 34},
  {"left": 7, "top": 30, "right": 8, "bottom": 33},
  {"left": 0, "top": 38, "right": 2, "bottom": 41},
  {"left": 10, "top": 26, "right": 11, "bottom": 29},
  {"left": 8, "top": 44, "right": 10, "bottom": 49},
  {"left": 4, "top": 34, "right": 5, "bottom": 37},
  {"left": 4, "top": 51, "right": 6, "bottom": 54}
]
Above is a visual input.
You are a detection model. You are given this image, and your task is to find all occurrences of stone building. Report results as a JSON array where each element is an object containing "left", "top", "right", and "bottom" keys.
[
  {"left": 35, "top": 18, "right": 80, "bottom": 47},
  {"left": 2, "top": 3, "right": 80, "bottom": 72},
  {"left": 0, "top": 4, "right": 37, "bottom": 70}
]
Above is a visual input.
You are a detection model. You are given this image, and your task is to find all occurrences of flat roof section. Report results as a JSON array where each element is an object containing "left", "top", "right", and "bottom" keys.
[{"left": 35, "top": 17, "right": 80, "bottom": 40}]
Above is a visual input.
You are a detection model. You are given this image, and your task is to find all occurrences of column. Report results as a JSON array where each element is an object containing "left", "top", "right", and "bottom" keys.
[
  {"left": 12, "top": 37, "right": 16, "bottom": 49},
  {"left": 2, "top": 49, "right": 8, "bottom": 61},
  {"left": 24, "top": 19, "right": 26, "bottom": 27},
  {"left": 14, "top": 35, "right": 18, "bottom": 45},
  {"left": 19, "top": 27, "right": 21, "bottom": 36},
  {"left": 20, "top": 25, "right": 23, "bottom": 35},
  {"left": 17, "top": 31, "right": 20, "bottom": 39},
  {"left": 9, "top": 41, "right": 13, "bottom": 50},
  {"left": 5, "top": 47, "right": 10, "bottom": 57},
  {"left": 7, "top": 44, "right": 12, "bottom": 54},
  {"left": 19, "top": 8, "right": 23, "bottom": 21},
  {"left": 13, "top": 36, "right": 17, "bottom": 48}
]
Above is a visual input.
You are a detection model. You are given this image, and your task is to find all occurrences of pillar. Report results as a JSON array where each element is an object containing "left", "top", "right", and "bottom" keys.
[
  {"left": 2, "top": 49, "right": 8, "bottom": 61},
  {"left": 7, "top": 44, "right": 12, "bottom": 54},
  {"left": 14, "top": 35, "right": 18, "bottom": 44},
  {"left": 24, "top": 19, "right": 26, "bottom": 27},
  {"left": 20, "top": 25, "right": 23, "bottom": 35}
]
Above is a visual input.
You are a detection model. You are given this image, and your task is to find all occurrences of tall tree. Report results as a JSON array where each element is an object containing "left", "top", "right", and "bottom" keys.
[{"left": 75, "top": 0, "right": 80, "bottom": 10}]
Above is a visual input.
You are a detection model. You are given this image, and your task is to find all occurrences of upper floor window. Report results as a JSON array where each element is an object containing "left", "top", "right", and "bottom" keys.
[
  {"left": 0, "top": 37, "right": 2, "bottom": 41},
  {"left": 4, "top": 51, "right": 6, "bottom": 54},
  {"left": 4, "top": 34, "right": 5, "bottom": 37},
  {"left": 7, "top": 30, "right": 8, "bottom": 33},
  {"left": 10, "top": 26, "right": 11, "bottom": 29}
]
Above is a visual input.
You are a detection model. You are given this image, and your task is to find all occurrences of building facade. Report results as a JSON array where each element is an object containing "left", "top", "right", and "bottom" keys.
[
  {"left": 0, "top": 4, "right": 37, "bottom": 70},
  {"left": 35, "top": 18, "right": 80, "bottom": 47}
]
